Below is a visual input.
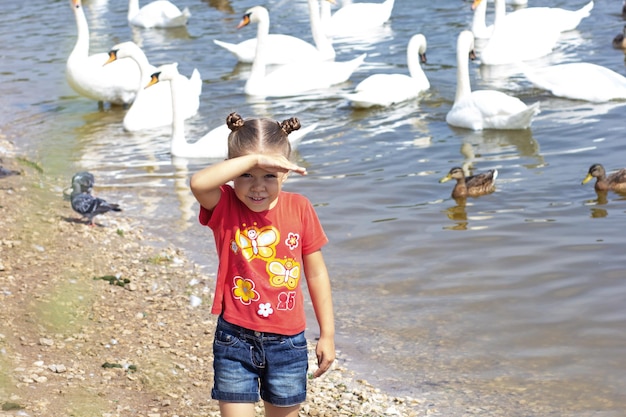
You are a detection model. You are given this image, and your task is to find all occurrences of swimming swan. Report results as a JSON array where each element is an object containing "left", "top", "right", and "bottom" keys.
[
  {"left": 127, "top": 0, "right": 190, "bottom": 28},
  {"left": 66, "top": 0, "right": 140, "bottom": 106},
  {"left": 146, "top": 63, "right": 317, "bottom": 158},
  {"left": 241, "top": 6, "right": 366, "bottom": 98},
  {"left": 446, "top": 31, "right": 540, "bottom": 130},
  {"left": 320, "top": 0, "right": 394, "bottom": 38},
  {"left": 214, "top": 0, "right": 335, "bottom": 64},
  {"left": 521, "top": 62, "right": 626, "bottom": 102},
  {"left": 472, "top": 0, "right": 593, "bottom": 39},
  {"left": 344, "top": 33, "right": 429, "bottom": 108},
  {"left": 106, "top": 41, "right": 201, "bottom": 131}
]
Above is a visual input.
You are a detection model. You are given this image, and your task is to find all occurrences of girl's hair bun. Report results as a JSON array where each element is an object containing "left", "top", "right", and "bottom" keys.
[
  {"left": 280, "top": 117, "right": 301, "bottom": 135},
  {"left": 226, "top": 112, "right": 245, "bottom": 131}
]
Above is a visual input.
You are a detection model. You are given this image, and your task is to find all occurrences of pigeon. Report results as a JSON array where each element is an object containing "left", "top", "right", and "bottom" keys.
[
  {"left": 71, "top": 171, "right": 95, "bottom": 193},
  {"left": 0, "top": 164, "right": 21, "bottom": 178},
  {"left": 69, "top": 174, "right": 121, "bottom": 225}
]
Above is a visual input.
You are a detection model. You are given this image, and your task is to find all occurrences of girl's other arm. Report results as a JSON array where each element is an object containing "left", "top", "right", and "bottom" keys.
[{"left": 303, "top": 250, "right": 335, "bottom": 377}]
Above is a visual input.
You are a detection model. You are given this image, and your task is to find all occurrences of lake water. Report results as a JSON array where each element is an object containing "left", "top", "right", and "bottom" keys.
[{"left": 2, "top": 0, "right": 626, "bottom": 415}]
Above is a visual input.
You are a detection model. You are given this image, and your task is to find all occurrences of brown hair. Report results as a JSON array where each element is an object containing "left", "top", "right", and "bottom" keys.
[{"left": 226, "top": 112, "right": 301, "bottom": 159}]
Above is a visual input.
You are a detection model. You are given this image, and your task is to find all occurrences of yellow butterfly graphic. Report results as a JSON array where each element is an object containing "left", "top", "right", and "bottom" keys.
[
  {"left": 268, "top": 258, "right": 300, "bottom": 290},
  {"left": 236, "top": 225, "right": 279, "bottom": 261}
]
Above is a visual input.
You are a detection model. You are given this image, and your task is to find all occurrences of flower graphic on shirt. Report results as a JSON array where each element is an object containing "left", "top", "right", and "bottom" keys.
[
  {"left": 267, "top": 258, "right": 300, "bottom": 290},
  {"left": 230, "top": 240, "right": 239, "bottom": 254},
  {"left": 232, "top": 276, "right": 259, "bottom": 305},
  {"left": 257, "top": 302, "right": 274, "bottom": 318},
  {"left": 285, "top": 232, "right": 300, "bottom": 250}
]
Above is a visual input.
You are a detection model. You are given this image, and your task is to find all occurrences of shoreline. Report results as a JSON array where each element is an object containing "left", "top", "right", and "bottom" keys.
[{"left": 0, "top": 141, "right": 432, "bottom": 416}]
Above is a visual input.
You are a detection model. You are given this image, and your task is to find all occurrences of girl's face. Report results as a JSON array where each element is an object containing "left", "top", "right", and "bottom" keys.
[{"left": 233, "top": 165, "right": 288, "bottom": 212}]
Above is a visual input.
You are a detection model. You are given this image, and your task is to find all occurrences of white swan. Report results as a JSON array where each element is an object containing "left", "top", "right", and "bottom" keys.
[
  {"left": 478, "top": 0, "right": 562, "bottom": 65},
  {"left": 146, "top": 63, "right": 317, "bottom": 158},
  {"left": 446, "top": 31, "right": 540, "bottom": 130},
  {"left": 127, "top": 0, "right": 190, "bottom": 28},
  {"left": 214, "top": 0, "right": 335, "bottom": 65},
  {"left": 343, "top": 34, "right": 429, "bottom": 108},
  {"left": 241, "top": 6, "right": 366, "bottom": 98},
  {"left": 66, "top": 0, "right": 140, "bottom": 106},
  {"left": 472, "top": 0, "right": 592, "bottom": 40},
  {"left": 320, "top": 0, "right": 394, "bottom": 38},
  {"left": 521, "top": 62, "right": 626, "bottom": 102},
  {"left": 106, "top": 41, "right": 201, "bottom": 131}
]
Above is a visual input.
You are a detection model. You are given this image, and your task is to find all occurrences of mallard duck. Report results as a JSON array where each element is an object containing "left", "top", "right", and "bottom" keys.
[
  {"left": 613, "top": 25, "right": 626, "bottom": 50},
  {"left": 581, "top": 164, "right": 626, "bottom": 192},
  {"left": 439, "top": 166, "right": 498, "bottom": 198}
]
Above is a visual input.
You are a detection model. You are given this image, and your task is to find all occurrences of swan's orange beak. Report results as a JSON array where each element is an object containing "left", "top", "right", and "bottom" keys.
[
  {"left": 237, "top": 14, "right": 251, "bottom": 29},
  {"left": 145, "top": 72, "right": 160, "bottom": 89},
  {"left": 72, "top": 0, "right": 81, "bottom": 8},
  {"left": 325, "top": 0, "right": 337, "bottom": 5},
  {"left": 104, "top": 50, "right": 117, "bottom": 66},
  {"left": 471, "top": 0, "right": 483, "bottom": 11}
]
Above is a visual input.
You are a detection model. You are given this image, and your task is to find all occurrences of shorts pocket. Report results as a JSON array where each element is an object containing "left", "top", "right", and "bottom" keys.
[
  {"left": 287, "top": 332, "right": 308, "bottom": 350},
  {"left": 214, "top": 329, "right": 239, "bottom": 347}
]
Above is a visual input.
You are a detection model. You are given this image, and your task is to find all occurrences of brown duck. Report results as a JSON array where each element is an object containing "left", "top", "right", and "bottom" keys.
[
  {"left": 612, "top": 25, "right": 626, "bottom": 50},
  {"left": 439, "top": 166, "right": 497, "bottom": 198},
  {"left": 582, "top": 163, "right": 626, "bottom": 192}
]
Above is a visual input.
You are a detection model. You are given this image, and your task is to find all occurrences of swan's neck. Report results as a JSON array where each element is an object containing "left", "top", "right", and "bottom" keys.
[
  {"left": 130, "top": 51, "right": 152, "bottom": 82},
  {"left": 493, "top": 0, "right": 506, "bottom": 32},
  {"left": 407, "top": 43, "right": 426, "bottom": 82},
  {"left": 455, "top": 41, "right": 472, "bottom": 102},
  {"left": 128, "top": 0, "right": 139, "bottom": 21},
  {"left": 309, "top": 0, "right": 335, "bottom": 60},
  {"left": 70, "top": 2, "right": 90, "bottom": 61},
  {"left": 471, "top": 0, "right": 488, "bottom": 34},
  {"left": 320, "top": 1, "right": 331, "bottom": 32},
  {"left": 167, "top": 76, "right": 187, "bottom": 149},
  {"left": 248, "top": 14, "right": 270, "bottom": 89}
]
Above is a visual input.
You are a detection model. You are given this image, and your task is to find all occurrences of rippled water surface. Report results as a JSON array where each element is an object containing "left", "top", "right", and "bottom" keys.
[{"left": 3, "top": 0, "right": 626, "bottom": 414}]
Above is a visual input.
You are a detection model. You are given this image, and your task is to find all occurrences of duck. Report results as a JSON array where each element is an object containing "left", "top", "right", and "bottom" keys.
[
  {"left": 439, "top": 166, "right": 498, "bottom": 198},
  {"left": 472, "top": 0, "right": 593, "bottom": 40},
  {"left": 240, "top": 6, "right": 366, "bottom": 98},
  {"left": 476, "top": 0, "right": 570, "bottom": 65},
  {"left": 613, "top": 25, "right": 626, "bottom": 50},
  {"left": 127, "top": 0, "right": 190, "bottom": 28},
  {"left": 446, "top": 31, "right": 540, "bottom": 130},
  {"left": 320, "top": 0, "right": 394, "bottom": 38},
  {"left": 581, "top": 164, "right": 626, "bottom": 192},
  {"left": 145, "top": 63, "right": 318, "bottom": 158},
  {"left": 66, "top": 0, "right": 141, "bottom": 106},
  {"left": 343, "top": 33, "right": 429, "bottom": 108},
  {"left": 213, "top": 0, "right": 335, "bottom": 65},
  {"left": 521, "top": 62, "right": 626, "bottom": 102},
  {"left": 106, "top": 41, "right": 201, "bottom": 131}
]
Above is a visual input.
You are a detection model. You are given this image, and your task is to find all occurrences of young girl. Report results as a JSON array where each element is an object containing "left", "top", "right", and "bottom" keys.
[{"left": 190, "top": 112, "right": 335, "bottom": 417}]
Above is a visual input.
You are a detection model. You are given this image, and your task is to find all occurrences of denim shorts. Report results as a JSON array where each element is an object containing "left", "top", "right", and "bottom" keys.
[{"left": 211, "top": 315, "right": 309, "bottom": 406}]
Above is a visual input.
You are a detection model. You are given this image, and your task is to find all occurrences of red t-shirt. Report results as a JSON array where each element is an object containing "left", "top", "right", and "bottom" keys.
[{"left": 200, "top": 185, "right": 328, "bottom": 335}]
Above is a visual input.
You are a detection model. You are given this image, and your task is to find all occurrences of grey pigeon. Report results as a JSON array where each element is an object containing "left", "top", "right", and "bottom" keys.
[
  {"left": 0, "top": 165, "right": 21, "bottom": 178},
  {"left": 71, "top": 171, "right": 95, "bottom": 193},
  {"left": 70, "top": 177, "right": 121, "bottom": 225}
]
